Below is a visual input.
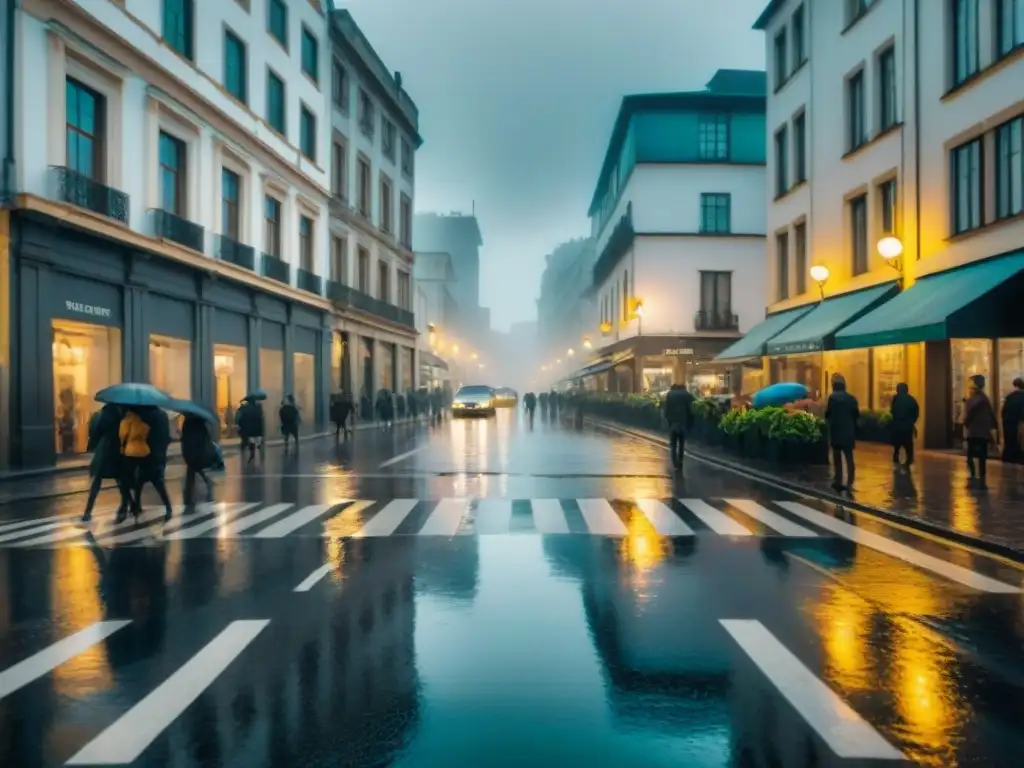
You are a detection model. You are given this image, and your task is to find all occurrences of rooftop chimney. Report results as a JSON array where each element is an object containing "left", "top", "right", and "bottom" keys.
[{"left": 394, "top": 71, "right": 402, "bottom": 89}]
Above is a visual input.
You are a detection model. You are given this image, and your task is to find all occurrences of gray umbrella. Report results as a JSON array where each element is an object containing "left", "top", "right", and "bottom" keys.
[
  {"left": 95, "top": 383, "right": 173, "bottom": 407},
  {"left": 244, "top": 389, "right": 268, "bottom": 401},
  {"left": 167, "top": 399, "right": 218, "bottom": 424}
]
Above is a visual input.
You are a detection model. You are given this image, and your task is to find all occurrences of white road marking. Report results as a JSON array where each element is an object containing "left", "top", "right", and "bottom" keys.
[
  {"left": 164, "top": 503, "right": 259, "bottom": 539},
  {"left": 96, "top": 507, "right": 202, "bottom": 546},
  {"left": 252, "top": 504, "right": 337, "bottom": 538},
  {"left": 418, "top": 498, "right": 469, "bottom": 536},
  {"left": 678, "top": 499, "right": 753, "bottom": 536},
  {"left": 721, "top": 619, "right": 905, "bottom": 760},
  {"left": 635, "top": 499, "right": 694, "bottom": 535},
  {"left": 355, "top": 499, "right": 418, "bottom": 537},
  {"left": 529, "top": 499, "right": 570, "bottom": 533},
  {"left": 17, "top": 508, "right": 169, "bottom": 547},
  {"left": 473, "top": 499, "right": 513, "bottom": 534},
  {"left": 219, "top": 503, "right": 294, "bottom": 535},
  {"left": 777, "top": 501, "right": 1021, "bottom": 593},
  {"left": 0, "top": 621, "right": 131, "bottom": 699},
  {"left": 378, "top": 445, "right": 427, "bottom": 468},
  {"left": 0, "top": 515, "right": 75, "bottom": 535},
  {"left": 725, "top": 499, "right": 819, "bottom": 537},
  {"left": 577, "top": 499, "right": 628, "bottom": 535},
  {"left": 66, "top": 620, "right": 270, "bottom": 765},
  {"left": 0, "top": 521, "right": 66, "bottom": 543},
  {"left": 294, "top": 563, "right": 334, "bottom": 592}
]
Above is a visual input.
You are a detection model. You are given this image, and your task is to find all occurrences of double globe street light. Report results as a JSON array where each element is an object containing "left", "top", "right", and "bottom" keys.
[{"left": 808, "top": 235, "right": 905, "bottom": 301}]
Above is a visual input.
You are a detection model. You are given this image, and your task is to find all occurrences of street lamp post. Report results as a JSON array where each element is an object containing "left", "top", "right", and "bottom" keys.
[
  {"left": 809, "top": 265, "right": 830, "bottom": 302},
  {"left": 634, "top": 300, "right": 644, "bottom": 336},
  {"left": 877, "top": 236, "right": 905, "bottom": 288}
]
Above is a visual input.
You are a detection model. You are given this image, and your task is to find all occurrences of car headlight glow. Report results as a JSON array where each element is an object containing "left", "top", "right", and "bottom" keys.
[{"left": 453, "top": 401, "right": 465, "bottom": 408}]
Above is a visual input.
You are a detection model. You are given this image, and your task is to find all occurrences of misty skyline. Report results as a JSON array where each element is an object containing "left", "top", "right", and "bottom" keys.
[{"left": 348, "top": 0, "right": 769, "bottom": 331}]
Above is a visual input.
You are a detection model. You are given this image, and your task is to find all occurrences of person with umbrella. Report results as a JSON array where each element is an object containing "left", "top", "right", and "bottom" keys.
[
  {"left": 279, "top": 394, "right": 301, "bottom": 453},
  {"left": 330, "top": 391, "right": 354, "bottom": 444},
  {"left": 237, "top": 392, "right": 266, "bottom": 463},
  {"left": 175, "top": 400, "right": 218, "bottom": 510},
  {"left": 82, "top": 402, "right": 132, "bottom": 522}
]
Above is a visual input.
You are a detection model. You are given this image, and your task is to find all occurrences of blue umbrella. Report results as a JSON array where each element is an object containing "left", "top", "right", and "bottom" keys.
[
  {"left": 752, "top": 382, "right": 810, "bottom": 409},
  {"left": 167, "top": 399, "right": 218, "bottom": 424},
  {"left": 95, "top": 383, "right": 173, "bottom": 407}
]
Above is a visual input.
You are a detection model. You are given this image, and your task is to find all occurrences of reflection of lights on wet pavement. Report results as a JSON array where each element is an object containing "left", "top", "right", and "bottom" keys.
[
  {"left": 815, "top": 584, "right": 874, "bottom": 693},
  {"left": 891, "top": 620, "right": 958, "bottom": 764},
  {"left": 50, "top": 549, "right": 114, "bottom": 696}
]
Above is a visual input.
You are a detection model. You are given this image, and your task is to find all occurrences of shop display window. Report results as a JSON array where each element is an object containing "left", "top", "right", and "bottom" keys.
[
  {"left": 402, "top": 348, "right": 414, "bottom": 392},
  {"left": 379, "top": 342, "right": 395, "bottom": 391},
  {"left": 149, "top": 334, "right": 191, "bottom": 439},
  {"left": 214, "top": 344, "right": 247, "bottom": 439},
  {"left": 771, "top": 353, "right": 822, "bottom": 399},
  {"left": 260, "top": 348, "right": 284, "bottom": 411},
  {"left": 740, "top": 364, "right": 767, "bottom": 396},
  {"left": 359, "top": 337, "right": 373, "bottom": 399},
  {"left": 951, "top": 339, "right": 992, "bottom": 436},
  {"left": 823, "top": 349, "right": 869, "bottom": 406},
  {"left": 294, "top": 352, "right": 316, "bottom": 430},
  {"left": 871, "top": 345, "right": 905, "bottom": 410},
  {"left": 52, "top": 319, "right": 122, "bottom": 457},
  {"left": 998, "top": 339, "right": 1024, "bottom": 406},
  {"left": 331, "top": 333, "right": 344, "bottom": 392}
]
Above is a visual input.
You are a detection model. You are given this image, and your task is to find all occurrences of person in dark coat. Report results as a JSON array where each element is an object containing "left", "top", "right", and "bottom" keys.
[
  {"left": 82, "top": 403, "right": 132, "bottom": 522},
  {"left": 181, "top": 414, "right": 215, "bottom": 510},
  {"left": 376, "top": 389, "right": 395, "bottom": 431},
  {"left": 330, "top": 391, "right": 354, "bottom": 444},
  {"left": 279, "top": 394, "right": 300, "bottom": 453},
  {"left": 1001, "top": 377, "right": 1024, "bottom": 463},
  {"left": 523, "top": 392, "right": 537, "bottom": 419},
  {"left": 131, "top": 406, "right": 174, "bottom": 522},
  {"left": 236, "top": 398, "right": 265, "bottom": 464},
  {"left": 662, "top": 383, "right": 695, "bottom": 470},
  {"left": 430, "top": 388, "right": 443, "bottom": 424},
  {"left": 825, "top": 373, "right": 860, "bottom": 492},
  {"left": 889, "top": 382, "right": 919, "bottom": 468},
  {"left": 963, "top": 374, "right": 998, "bottom": 487}
]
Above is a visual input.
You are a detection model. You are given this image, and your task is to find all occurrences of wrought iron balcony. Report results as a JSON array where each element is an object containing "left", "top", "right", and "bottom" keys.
[
  {"left": 261, "top": 252, "right": 291, "bottom": 284},
  {"left": 327, "top": 280, "right": 415, "bottom": 328},
  {"left": 215, "top": 235, "right": 255, "bottom": 270},
  {"left": 152, "top": 209, "right": 205, "bottom": 252},
  {"left": 694, "top": 308, "right": 739, "bottom": 331},
  {"left": 49, "top": 166, "right": 130, "bottom": 224},
  {"left": 297, "top": 268, "right": 323, "bottom": 295}
]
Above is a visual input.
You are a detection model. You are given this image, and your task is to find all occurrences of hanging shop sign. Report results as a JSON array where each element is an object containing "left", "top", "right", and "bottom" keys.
[{"left": 663, "top": 348, "right": 694, "bottom": 356}]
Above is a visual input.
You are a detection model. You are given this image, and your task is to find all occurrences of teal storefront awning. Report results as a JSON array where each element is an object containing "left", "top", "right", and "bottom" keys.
[
  {"left": 713, "top": 306, "right": 814, "bottom": 362},
  {"left": 836, "top": 251, "right": 1024, "bottom": 350},
  {"left": 766, "top": 283, "right": 898, "bottom": 355}
]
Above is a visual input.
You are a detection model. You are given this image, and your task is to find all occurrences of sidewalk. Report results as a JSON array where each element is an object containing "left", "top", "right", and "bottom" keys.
[{"left": 590, "top": 416, "right": 1024, "bottom": 560}]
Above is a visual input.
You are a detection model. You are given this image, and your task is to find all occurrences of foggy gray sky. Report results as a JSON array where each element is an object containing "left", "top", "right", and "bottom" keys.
[{"left": 348, "top": 0, "right": 768, "bottom": 331}]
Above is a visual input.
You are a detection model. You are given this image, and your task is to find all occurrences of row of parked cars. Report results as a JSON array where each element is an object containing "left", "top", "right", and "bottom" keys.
[{"left": 451, "top": 385, "right": 518, "bottom": 417}]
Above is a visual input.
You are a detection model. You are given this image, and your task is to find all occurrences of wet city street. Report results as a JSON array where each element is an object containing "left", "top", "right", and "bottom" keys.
[{"left": 1, "top": 409, "right": 1023, "bottom": 767}]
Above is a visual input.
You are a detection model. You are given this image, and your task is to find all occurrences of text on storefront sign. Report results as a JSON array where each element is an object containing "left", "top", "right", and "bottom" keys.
[
  {"left": 663, "top": 348, "right": 694, "bottom": 356},
  {"left": 65, "top": 301, "right": 112, "bottom": 318}
]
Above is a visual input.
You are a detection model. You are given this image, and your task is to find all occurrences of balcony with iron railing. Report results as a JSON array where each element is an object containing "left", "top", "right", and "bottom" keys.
[
  {"left": 694, "top": 308, "right": 739, "bottom": 331},
  {"left": 49, "top": 166, "right": 130, "bottom": 224},
  {"left": 152, "top": 209, "right": 205, "bottom": 252},
  {"left": 261, "top": 252, "right": 291, "bottom": 284},
  {"left": 327, "top": 280, "right": 414, "bottom": 328},
  {"left": 215, "top": 235, "right": 255, "bottom": 270},
  {"left": 297, "top": 267, "right": 323, "bottom": 295}
]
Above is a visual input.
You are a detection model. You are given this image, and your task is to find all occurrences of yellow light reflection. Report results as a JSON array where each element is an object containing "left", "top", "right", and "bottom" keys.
[
  {"left": 50, "top": 548, "right": 114, "bottom": 696},
  {"left": 617, "top": 507, "right": 670, "bottom": 576},
  {"left": 948, "top": 470, "right": 980, "bottom": 535},
  {"left": 891, "top": 620, "right": 957, "bottom": 762},
  {"left": 813, "top": 583, "right": 874, "bottom": 693}
]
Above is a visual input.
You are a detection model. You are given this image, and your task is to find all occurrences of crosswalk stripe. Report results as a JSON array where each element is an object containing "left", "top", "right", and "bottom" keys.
[
  {"left": 219, "top": 503, "right": 294, "bottom": 535},
  {"left": 577, "top": 499, "right": 628, "bottom": 535},
  {"left": 165, "top": 503, "right": 260, "bottom": 539},
  {"left": 635, "top": 499, "right": 694, "bottom": 535},
  {"left": 419, "top": 498, "right": 469, "bottom": 536},
  {"left": 0, "top": 621, "right": 131, "bottom": 699},
  {"left": 777, "top": 501, "right": 1020, "bottom": 593},
  {"left": 252, "top": 504, "right": 337, "bottom": 538},
  {"left": 355, "top": 500, "right": 417, "bottom": 537},
  {"left": 720, "top": 619, "right": 904, "bottom": 759},
  {"left": 0, "top": 515, "right": 74, "bottom": 535},
  {"left": 15, "top": 508, "right": 168, "bottom": 547},
  {"left": 65, "top": 620, "right": 270, "bottom": 765},
  {"left": 95, "top": 507, "right": 196, "bottom": 545},
  {"left": 528, "top": 500, "right": 570, "bottom": 533},
  {"left": 473, "top": 499, "right": 513, "bottom": 534},
  {"left": 678, "top": 499, "right": 753, "bottom": 536},
  {"left": 0, "top": 521, "right": 66, "bottom": 543},
  {"left": 725, "top": 499, "right": 818, "bottom": 537}
]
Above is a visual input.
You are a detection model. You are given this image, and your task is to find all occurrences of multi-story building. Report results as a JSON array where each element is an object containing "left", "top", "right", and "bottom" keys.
[
  {"left": 413, "top": 250, "right": 458, "bottom": 388},
  {"left": 537, "top": 237, "right": 595, "bottom": 378},
  {"left": 0, "top": 0, "right": 14, "bottom": 467},
  {"left": 325, "top": 8, "right": 420, "bottom": 403},
  {"left": 413, "top": 212, "right": 487, "bottom": 340},
  {"left": 723, "top": 0, "right": 1024, "bottom": 449},
  {"left": 578, "top": 70, "right": 768, "bottom": 395}
]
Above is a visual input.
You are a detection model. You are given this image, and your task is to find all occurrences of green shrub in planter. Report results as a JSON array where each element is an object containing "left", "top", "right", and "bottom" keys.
[{"left": 856, "top": 409, "right": 892, "bottom": 443}]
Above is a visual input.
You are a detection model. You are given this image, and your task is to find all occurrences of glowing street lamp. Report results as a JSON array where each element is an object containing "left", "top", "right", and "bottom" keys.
[
  {"left": 877, "top": 236, "right": 905, "bottom": 288},
  {"left": 582, "top": 337, "right": 593, "bottom": 349},
  {"left": 809, "top": 264, "right": 830, "bottom": 301},
  {"left": 567, "top": 348, "right": 575, "bottom": 357},
  {"left": 470, "top": 352, "right": 478, "bottom": 361},
  {"left": 556, "top": 358, "right": 562, "bottom": 365}
]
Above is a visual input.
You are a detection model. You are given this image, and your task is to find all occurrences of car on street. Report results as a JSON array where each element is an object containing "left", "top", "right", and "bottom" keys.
[
  {"left": 451, "top": 384, "right": 497, "bottom": 417},
  {"left": 494, "top": 387, "right": 518, "bottom": 407}
]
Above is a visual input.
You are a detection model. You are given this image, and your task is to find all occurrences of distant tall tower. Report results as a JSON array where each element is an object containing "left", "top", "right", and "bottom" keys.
[{"left": 413, "top": 213, "right": 483, "bottom": 313}]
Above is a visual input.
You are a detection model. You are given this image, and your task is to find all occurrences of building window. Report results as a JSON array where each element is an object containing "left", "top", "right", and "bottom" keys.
[
  {"left": 159, "top": 131, "right": 186, "bottom": 215},
  {"left": 794, "top": 222, "right": 807, "bottom": 294},
  {"left": 382, "top": 119, "right": 396, "bottom": 162},
  {"left": 879, "top": 179, "right": 897, "bottom": 234},
  {"left": 267, "top": 70, "right": 285, "bottom": 134},
  {"left": 847, "top": 70, "right": 866, "bottom": 151},
  {"left": 845, "top": 0, "right": 876, "bottom": 24},
  {"left": 299, "top": 215, "right": 314, "bottom": 271},
  {"left": 397, "top": 270, "right": 411, "bottom": 311},
  {"left": 773, "top": 29, "right": 788, "bottom": 88},
  {"left": 331, "top": 236, "right": 347, "bottom": 283},
  {"left": 774, "top": 126, "right": 788, "bottom": 196},
  {"left": 700, "top": 272, "right": 732, "bottom": 320},
  {"left": 224, "top": 30, "right": 247, "bottom": 103},
  {"left": 698, "top": 114, "right": 729, "bottom": 160},
  {"left": 264, "top": 195, "right": 282, "bottom": 256},
  {"left": 377, "top": 260, "right": 390, "bottom": 302},
  {"left": 332, "top": 59, "right": 349, "bottom": 112},
  {"left": 850, "top": 195, "right": 868, "bottom": 275},
  {"left": 792, "top": 5, "right": 806, "bottom": 65},
  {"left": 951, "top": 137, "right": 983, "bottom": 233},
  {"left": 358, "top": 90, "right": 375, "bottom": 138},
  {"left": 380, "top": 175, "right": 393, "bottom": 233},
  {"left": 300, "top": 105, "right": 316, "bottom": 161},
  {"left": 301, "top": 26, "right": 319, "bottom": 84},
  {"left": 997, "top": 0, "right": 1024, "bottom": 57},
  {"left": 953, "top": 0, "right": 980, "bottom": 85},
  {"left": 222, "top": 168, "right": 240, "bottom": 239},
  {"left": 65, "top": 78, "right": 105, "bottom": 181},
  {"left": 357, "top": 246, "right": 370, "bottom": 292},
  {"left": 400, "top": 194, "right": 412, "bottom": 248},
  {"left": 793, "top": 112, "right": 807, "bottom": 183},
  {"left": 776, "top": 232, "right": 789, "bottom": 300},
  {"left": 332, "top": 139, "right": 347, "bottom": 199},
  {"left": 267, "top": 0, "right": 287, "bottom": 48},
  {"left": 996, "top": 116, "right": 1023, "bottom": 220},
  {"left": 878, "top": 46, "right": 897, "bottom": 131},
  {"left": 700, "top": 193, "right": 731, "bottom": 233},
  {"left": 162, "top": 0, "right": 193, "bottom": 60},
  {"left": 357, "top": 158, "right": 371, "bottom": 216},
  {"left": 401, "top": 138, "right": 414, "bottom": 176}
]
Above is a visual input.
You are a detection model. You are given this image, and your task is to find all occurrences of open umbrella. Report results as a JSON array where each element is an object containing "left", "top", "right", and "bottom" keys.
[
  {"left": 167, "top": 399, "right": 218, "bottom": 424},
  {"left": 95, "top": 383, "right": 173, "bottom": 407},
  {"left": 244, "top": 389, "right": 268, "bottom": 401},
  {"left": 752, "top": 382, "right": 810, "bottom": 409}
]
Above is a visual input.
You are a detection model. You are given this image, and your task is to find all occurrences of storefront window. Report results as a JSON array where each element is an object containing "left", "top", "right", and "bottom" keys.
[
  {"left": 359, "top": 337, "right": 373, "bottom": 399},
  {"left": 379, "top": 342, "right": 395, "bottom": 391},
  {"left": 293, "top": 352, "right": 315, "bottom": 430},
  {"left": 149, "top": 334, "right": 191, "bottom": 439},
  {"left": 214, "top": 344, "right": 247, "bottom": 438},
  {"left": 771, "top": 353, "right": 822, "bottom": 399},
  {"left": 823, "top": 349, "right": 869, "bottom": 406},
  {"left": 951, "top": 339, "right": 992, "bottom": 433},
  {"left": 52, "top": 319, "right": 122, "bottom": 457},
  {"left": 260, "top": 348, "right": 284, "bottom": 411},
  {"left": 740, "top": 363, "right": 767, "bottom": 397},
  {"left": 331, "top": 332, "right": 344, "bottom": 392},
  {"left": 872, "top": 344, "right": 905, "bottom": 410},
  {"left": 640, "top": 354, "right": 672, "bottom": 393},
  {"left": 402, "top": 347, "right": 414, "bottom": 392},
  {"left": 998, "top": 339, "right": 1024, "bottom": 405}
]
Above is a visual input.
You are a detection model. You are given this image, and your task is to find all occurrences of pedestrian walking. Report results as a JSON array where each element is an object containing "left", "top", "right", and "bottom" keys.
[
  {"left": 279, "top": 394, "right": 300, "bottom": 453},
  {"left": 1001, "top": 377, "right": 1024, "bottom": 463},
  {"left": 81, "top": 402, "right": 132, "bottom": 522},
  {"left": 662, "top": 383, "right": 695, "bottom": 470},
  {"left": 330, "top": 391, "right": 354, "bottom": 444},
  {"left": 376, "top": 389, "right": 395, "bottom": 431},
  {"left": 181, "top": 413, "right": 216, "bottom": 510},
  {"left": 963, "top": 374, "right": 998, "bottom": 488},
  {"left": 236, "top": 397, "right": 265, "bottom": 464},
  {"left": 889, "top": 382, "right": 919, "bottom": 468},
  {"left": 120, "top": 406, "right": 173, "bottom": 522},
  {"left": 825, "top": 373, "right": 859, "bottom": 493},
  {"left": 524, "top": 391, "right": 537, "bottom": 420}
]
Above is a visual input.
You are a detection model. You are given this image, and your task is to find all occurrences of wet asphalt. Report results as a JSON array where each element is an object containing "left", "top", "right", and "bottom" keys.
[{"left": 1, "top": 406, "right": 1023, "bottom": 767}]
